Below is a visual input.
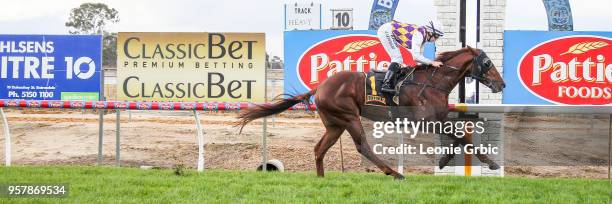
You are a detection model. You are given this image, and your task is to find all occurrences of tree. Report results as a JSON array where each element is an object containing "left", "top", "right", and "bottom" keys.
[
  {"left": 65, "top": 3, "right": 119, "bottom": 67},
  {"left": 65, "top": 3, "right": 119, "bottom": 35},
  {"left": 102, "top": 33, "right": 117, "bottom": 68}
]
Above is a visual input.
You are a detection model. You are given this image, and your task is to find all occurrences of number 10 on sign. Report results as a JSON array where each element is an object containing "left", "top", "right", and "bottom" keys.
[{"left": 331, "top": 9, "right": 353, "bottom": 30}]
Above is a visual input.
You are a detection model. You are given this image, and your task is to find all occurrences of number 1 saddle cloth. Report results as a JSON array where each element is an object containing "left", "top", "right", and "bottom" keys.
[{"left": 364, "top": 70, "right": 392, "bottom": 106}]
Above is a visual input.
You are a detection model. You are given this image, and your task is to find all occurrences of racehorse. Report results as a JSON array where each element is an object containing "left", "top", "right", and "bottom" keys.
[{"left": 238, "top": 47, "right": 505, "bottom": 180}]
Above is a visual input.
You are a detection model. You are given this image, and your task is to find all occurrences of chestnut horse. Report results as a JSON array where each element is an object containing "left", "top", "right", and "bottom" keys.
[{"left": 239, "top": 47, "right": 505, "bottom": 179}]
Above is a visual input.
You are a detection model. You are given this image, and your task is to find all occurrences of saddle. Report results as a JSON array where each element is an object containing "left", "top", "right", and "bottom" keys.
[{"left": 364, "top": 67, "right": 415, "bottom": 106}]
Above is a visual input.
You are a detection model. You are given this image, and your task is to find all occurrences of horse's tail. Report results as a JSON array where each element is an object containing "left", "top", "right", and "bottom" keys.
[{"left": 237, "top": 88, "right": 316, "bottom": 133}]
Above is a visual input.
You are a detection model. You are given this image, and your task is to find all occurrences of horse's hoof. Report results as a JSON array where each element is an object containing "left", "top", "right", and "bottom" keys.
[
  {"left": 488, "top": 162, "right": 500, "bottom": 170},
  {"left": 438, "top": 157, "right": 450, "bottom": 169},
  {"left": 394, "top": 174, "right": 405, "bottom": 180}
]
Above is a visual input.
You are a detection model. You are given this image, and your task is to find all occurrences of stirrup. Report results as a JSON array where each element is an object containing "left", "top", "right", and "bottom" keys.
[{"left": 381, "top": 84, "right": 395, "bottom": 93}]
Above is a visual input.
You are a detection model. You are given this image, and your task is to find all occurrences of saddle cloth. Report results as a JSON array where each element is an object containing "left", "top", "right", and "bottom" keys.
[{"left": 364, "top": 71, "right": 390, "bottom": 106}]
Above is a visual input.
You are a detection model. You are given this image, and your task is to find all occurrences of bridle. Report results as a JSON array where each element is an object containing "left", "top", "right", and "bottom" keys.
[
  {"left": 406, "top": 49, "right": 494, "bottom": 97},
  {"left": 442, "top": 50, "right": 494, "bottom": 86}
]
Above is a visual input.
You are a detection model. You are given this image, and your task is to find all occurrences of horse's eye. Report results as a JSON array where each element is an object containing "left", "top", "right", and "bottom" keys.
[{"left": 483, "top": 59, "right": 492, "bottom": 68}]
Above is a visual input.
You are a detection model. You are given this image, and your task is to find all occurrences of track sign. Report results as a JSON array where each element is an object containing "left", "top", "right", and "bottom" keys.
[
  {"left": 285, "top": 3, "right": 322, "bottom": 30},
  {"left": 330, "top": 9, "right": 353, "bottom": 30}
]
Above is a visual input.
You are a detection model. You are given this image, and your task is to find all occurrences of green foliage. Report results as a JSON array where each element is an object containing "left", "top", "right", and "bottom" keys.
[
  {"left": 103, "top": 33, "right": 117, "bottom": 67},
  {"left": 0, "top": 166, "right": 609, "bottom": 203},
  {"left": 65, "top": 3, "right": 119, "bottom": 35},
  {"left": 65, "top": 3, "right": 119, "bottom": 67}
]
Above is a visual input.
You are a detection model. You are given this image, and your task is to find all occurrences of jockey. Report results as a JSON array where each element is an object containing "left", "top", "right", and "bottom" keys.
[{"left": 377, "top": 20, "right": 445, "bottom": 94}]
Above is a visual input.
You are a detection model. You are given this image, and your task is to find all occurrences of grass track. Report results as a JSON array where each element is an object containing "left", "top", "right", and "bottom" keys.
[{"left": 0, "top": 166, "right": 610, "bottom": 203}]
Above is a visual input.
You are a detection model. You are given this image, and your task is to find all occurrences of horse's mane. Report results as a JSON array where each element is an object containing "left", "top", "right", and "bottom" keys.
[
  {"left": 436, "top": 47, "right": 473, "bottom": 62},
  {"left": 412, "top": 47, "right": 473, "bottom": 69}
]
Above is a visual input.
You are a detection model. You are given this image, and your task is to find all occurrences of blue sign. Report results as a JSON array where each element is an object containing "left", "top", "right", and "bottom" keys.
[
  {"left": 368, "top": 0, "right": 400, "bottom": 30},
  {"left": 0, "top": 35, "right": 101, "bottom": 101},
  {"left": 542, "top": 0, "right": 573, "bottom": 31},
  {"left": 503, "top": 30, "right": 612, "bottom": 105}
]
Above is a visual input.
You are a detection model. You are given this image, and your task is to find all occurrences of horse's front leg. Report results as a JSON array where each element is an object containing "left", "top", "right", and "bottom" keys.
[
  {"left": 455, "top": 136, "right": 500, "bottom": 170},
  {"left": 438, "top": 134, "right": 461, "bottom": 169}
]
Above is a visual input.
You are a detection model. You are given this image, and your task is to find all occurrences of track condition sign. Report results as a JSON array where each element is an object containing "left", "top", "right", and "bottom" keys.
[{"left": 0, "top": 35, "right": 102, "bottom": 101}]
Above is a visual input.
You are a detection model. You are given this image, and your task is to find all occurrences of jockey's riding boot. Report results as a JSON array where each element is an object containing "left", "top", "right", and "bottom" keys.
[{"left": 381, "top": 62, "right": 400, "bottom": 94}]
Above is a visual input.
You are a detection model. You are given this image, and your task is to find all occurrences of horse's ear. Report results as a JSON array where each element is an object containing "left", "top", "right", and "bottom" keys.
[{"left": 466, "top": 46, "right": 478, "bottom": 55}]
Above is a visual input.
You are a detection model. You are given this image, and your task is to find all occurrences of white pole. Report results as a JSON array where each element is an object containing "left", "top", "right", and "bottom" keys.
[
  {"left": 194, "top": 110, "right": 204, "bottom": 172},
  {"left": 398, "top": 132, "right": 404, "bottom": 175},
  {"left": 262, "top": 117, "right": 267, "bottom": 171},
  {"left": 1, "top": 108, "right": 10, "bottom": 166},
  {"left": 271, "top": 80, "right": 276, "bottom": 127},
  {"left": 97, "top": 110, "right": 104, "bottom": 165},
  {"left": 98, "top": 65, "right": 105, "bottom": 166},
  {"left": 262, "top": 66, "right": 269, "bottom": 171},
  {"left": 116, "top": 110, "right": 120, "bottom": 167}
]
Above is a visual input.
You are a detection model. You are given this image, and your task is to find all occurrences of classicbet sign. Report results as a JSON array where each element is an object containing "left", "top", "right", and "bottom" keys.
[
  {"left": 285, "top": 30, "right": 421, "bottom": 93},
  {"left": 504, "top": 31, "right": 612, "bottom": 105},
  {"left": 117, "top": 32, "right": 265, "bottom": 102},
  {"left": 0, "top": 35, "right": 101, "bottom": 100}
]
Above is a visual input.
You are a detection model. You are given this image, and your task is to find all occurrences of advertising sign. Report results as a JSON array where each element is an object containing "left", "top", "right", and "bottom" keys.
[
  {"left": 285, "top": 3, "right": 322, "bottom": 30},
  {"left": 117, "top": 32, "right": 266, "bottom": 102},
  {"left": 543, "top": 0, "right": 574, "bottom": 31},
  {"left": 368, "top": 0, "right": 400, "bottom": 30},
  {"left": 0, "top": 35, "right": 102, "bottom": 101},
  {"left": 285, "top": 30, "right": 421, "bottom": 94},
  {"left": 503, "top": 31, "right": 612, "bottom": 105}
]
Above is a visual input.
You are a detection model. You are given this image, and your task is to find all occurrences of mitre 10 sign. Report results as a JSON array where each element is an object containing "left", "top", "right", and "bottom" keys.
[{"left": 0, "top": 35, "right": 102, "bottom": 101}]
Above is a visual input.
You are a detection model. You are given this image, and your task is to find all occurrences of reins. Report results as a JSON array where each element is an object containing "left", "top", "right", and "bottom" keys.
[{"left": 404, "top": 52, "right": 479, "bottom": 97}]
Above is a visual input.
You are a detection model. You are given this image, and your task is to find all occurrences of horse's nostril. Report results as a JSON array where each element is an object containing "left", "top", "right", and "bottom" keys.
[{"left": 502, "top": 83, "right": 506, "bottom": 88}]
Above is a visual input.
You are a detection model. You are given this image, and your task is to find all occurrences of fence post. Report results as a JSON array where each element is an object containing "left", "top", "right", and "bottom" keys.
[
  {"left": 1, "top": 108, "right": 10, "bottom": 166},
  {"left": 608, "top": 114, "right": 612, "bottom": 181},
  {"left": 116, "top": 110, "right": 121, "bottom": 167},
  {"left": 97, "top": 66, "right": 105, "bottom": 166},
  {"left": 262, "top": 67, "right": 269, "bottom": 171},
  {"left": 271, "top": 79, "right": 275, "bottom": 127},
  {"left": 97, "top": 111, "right": 104, "bottom": 165},
  {"left": 398, "top": 132, "right": 404, "bottom": 175},
  {"left": 194, "top": 110, "right": 204, "bottom": 172},
  {"left": 262, "top": 117, "right": 267, "bottom": 171}
]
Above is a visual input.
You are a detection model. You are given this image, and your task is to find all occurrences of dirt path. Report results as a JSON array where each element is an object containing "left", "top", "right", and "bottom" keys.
[{"left": 0, "top": 109, "right": 609, "bottom": 179}]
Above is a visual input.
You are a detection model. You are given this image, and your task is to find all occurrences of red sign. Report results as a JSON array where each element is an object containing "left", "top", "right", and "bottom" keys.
[
  {"left": 296, "top": 34, "right": 413, "bottom": 90},
  {"left": 518, "top": 35, "right": 612, "bottom": 105}
]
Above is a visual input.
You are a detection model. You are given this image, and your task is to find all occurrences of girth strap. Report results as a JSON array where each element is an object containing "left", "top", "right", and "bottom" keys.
[{"left": 405, "top": 81, "right": 452, "bottom": 97}]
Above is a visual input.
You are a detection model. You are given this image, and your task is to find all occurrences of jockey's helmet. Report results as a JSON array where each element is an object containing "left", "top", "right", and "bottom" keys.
[{"left": 425, "top": 20, "right": 445, "bottom": 38}]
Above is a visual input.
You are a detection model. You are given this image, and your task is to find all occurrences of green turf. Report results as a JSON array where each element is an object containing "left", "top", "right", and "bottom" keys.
[{"left": 0, "top": 166, "right": 610, "bottom": 203}]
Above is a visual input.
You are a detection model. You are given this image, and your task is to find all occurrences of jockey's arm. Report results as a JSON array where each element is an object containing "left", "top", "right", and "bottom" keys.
[{"left": 410, "top": 33, "right": 433, "bottom": 65}]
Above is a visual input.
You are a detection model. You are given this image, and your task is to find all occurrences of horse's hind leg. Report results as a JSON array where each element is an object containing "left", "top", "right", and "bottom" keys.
[
  {"left": 455, "top": 136, "right": 500, "bottom": 170},
  {"left": 314, "top": 126, "right": 344, "bottom": 177},
  {"left": 345, "top": 118, "right": 404, "bottom": 180}
]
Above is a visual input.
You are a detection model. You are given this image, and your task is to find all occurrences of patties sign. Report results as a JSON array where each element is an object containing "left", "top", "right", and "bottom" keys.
[
  {"left": 295, "top": 34, "right": 413, "bottom": 90},
  {"left": 518, "top": 35, "right": 611, "bottom": 105}
]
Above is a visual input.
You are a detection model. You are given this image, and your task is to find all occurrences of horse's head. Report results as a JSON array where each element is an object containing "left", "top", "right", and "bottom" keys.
[{"left": 438, "top": 47, "right": 506, "bottom": 93}]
